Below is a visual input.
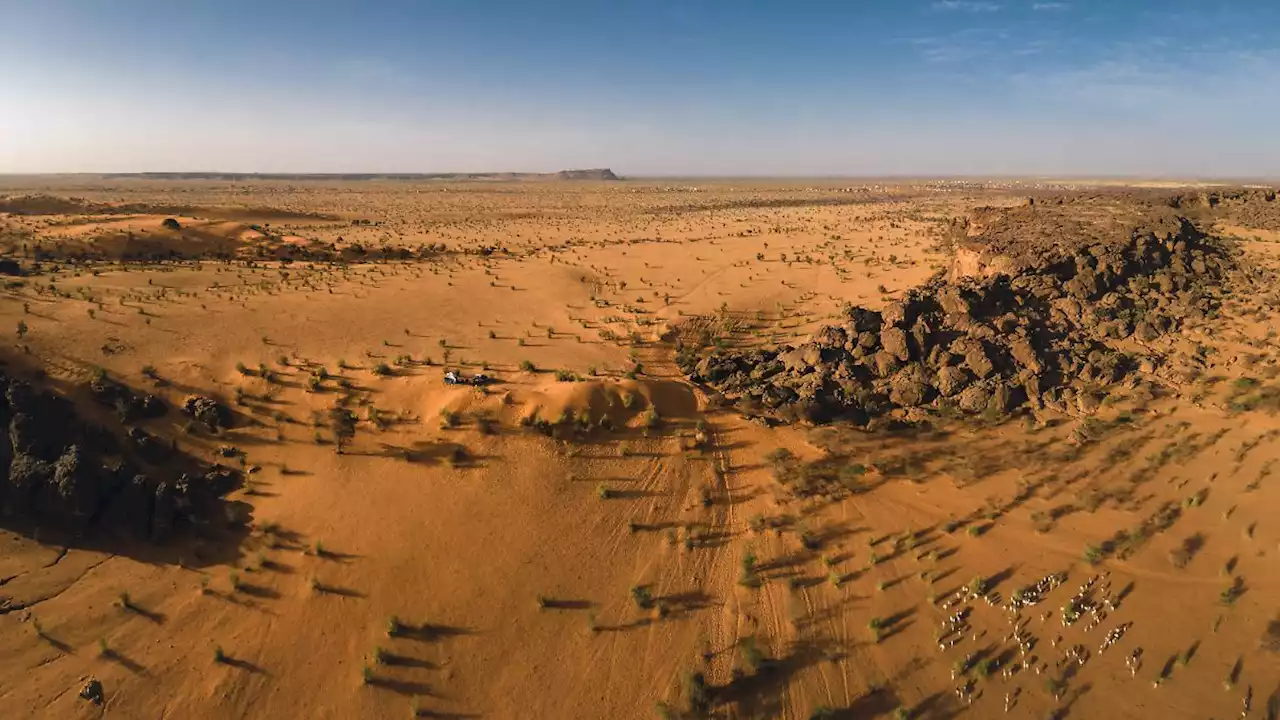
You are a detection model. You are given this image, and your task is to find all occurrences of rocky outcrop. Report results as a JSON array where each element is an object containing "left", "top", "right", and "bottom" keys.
[
  {"left": 183, "top": 395, "right": 233, "bottom": 432},
  {"left": 680, "top": 198, "right": 1237, "bottom": 424},
  {"left": 553, "top": 168, "right": 620, "bottom": 181},
  {"left": 0, "top": 372, "right": 240, "bottom": 541}
]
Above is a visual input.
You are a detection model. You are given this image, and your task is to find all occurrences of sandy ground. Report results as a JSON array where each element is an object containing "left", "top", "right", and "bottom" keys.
[{"left": 1, "top": 179, "right": 1279, "bottom": 719}]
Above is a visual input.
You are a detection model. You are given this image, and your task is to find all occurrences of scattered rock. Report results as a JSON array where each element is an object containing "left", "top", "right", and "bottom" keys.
[{"left": 80, "top": 677, "right": 104, "bottom": 705}]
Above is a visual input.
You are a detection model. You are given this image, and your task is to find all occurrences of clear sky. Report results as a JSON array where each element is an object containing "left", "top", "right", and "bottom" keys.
[{"left": 1, "top": 0, "right": 1276, "bottom": 176}]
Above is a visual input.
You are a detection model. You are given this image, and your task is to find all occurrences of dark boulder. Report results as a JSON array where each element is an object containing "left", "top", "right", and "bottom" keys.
[
  {"left": 183, "top": 395, "right": 233, "bottom": 431},
  {"left": 881, "top": 327, "right": 910, "bottom": 362}
]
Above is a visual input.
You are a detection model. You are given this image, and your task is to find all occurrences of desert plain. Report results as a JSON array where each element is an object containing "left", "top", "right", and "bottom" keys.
[{"left": 1, "top": 174, "right": 1279, "bottom": 719}]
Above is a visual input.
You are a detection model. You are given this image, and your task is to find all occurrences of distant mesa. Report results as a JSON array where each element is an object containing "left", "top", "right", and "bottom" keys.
[
  {"left": 93, "top": 169, "right": 622, "bottom": 182},
  {"left": 553, "top": 168, "right": 620, "bottom": 181}
]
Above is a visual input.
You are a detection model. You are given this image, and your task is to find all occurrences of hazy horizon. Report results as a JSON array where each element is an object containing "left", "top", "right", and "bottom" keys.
[
  {"left": 1, "top": 171, "right": 1276, "bottom": 182},
  {"left": 2, "top": 0, "right": 1278, "bottom": 177}
]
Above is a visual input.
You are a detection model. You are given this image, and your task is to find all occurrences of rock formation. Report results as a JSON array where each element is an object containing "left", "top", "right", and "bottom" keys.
[
  {"left": 0, "top": 371, "right": 240, "bottom": 542},
  {"left": 680, "top": 193, "right": 1249, "bottom": 424}
]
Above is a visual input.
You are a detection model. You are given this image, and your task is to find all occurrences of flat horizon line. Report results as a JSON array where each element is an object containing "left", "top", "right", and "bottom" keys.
[{"left": 0, "top": 171, "right": 1276, "bottom": 183}]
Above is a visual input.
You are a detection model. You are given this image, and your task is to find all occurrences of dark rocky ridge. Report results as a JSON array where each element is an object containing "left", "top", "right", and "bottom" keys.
[
  {"left": 679, "top": 192, "right": 1255, "bottom": 425},
  {"left": 0, "top": 368, "right": 242, "bottom": 545}
]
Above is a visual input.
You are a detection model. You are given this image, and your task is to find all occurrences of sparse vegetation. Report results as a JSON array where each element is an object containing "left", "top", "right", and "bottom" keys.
[{"left": 5, "top": 168, "right": 1272, "bottom": 719}]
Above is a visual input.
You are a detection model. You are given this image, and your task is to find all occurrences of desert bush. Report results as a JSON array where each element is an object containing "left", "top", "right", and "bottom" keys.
[
  {"left": 1169, "top": 533, "right": 1205, "bottom": 568},
  {"left": 685, "top": 672, "right": 712, "bottom": 715},
  {"left": 329, "top": 406, "right": 357, "bottom": 451},
  {"left": 1084, "top": 544, "right": 1104, "bottom": 564},
  {"left": 968, "top": 575, "right": 990, "bottom": 597},
  {"left": 739, "top": 551, "right": 761, "bottom": 587},
  {"left": 1220, "top": 577, "right": 1245, "bottom": 606},
  {"left": 448, "top": 445, "right": 468, "bottom": 466},
  {"left": 631, "top": 585, "right": 654, "bottom": 609},
  {"left": 739, "top": 635, "right": 768, "bottom": 672}
]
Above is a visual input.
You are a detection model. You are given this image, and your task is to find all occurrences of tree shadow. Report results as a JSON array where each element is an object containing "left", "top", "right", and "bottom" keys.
[
  {"left": 880, "top": 619, "right": 915, "bottom": 643},
  {"left": 819, "top": 685, "right": 906, "bottom": 719},
  {"left": 1116, "top": 580, "right": 1135, "bottom": 607},
  {"left": 539, "top": 598, "right": 594, "bottom": 610},
  {"left": 608, "top": 489, "right": 662, "bottom": 500},
  {"left": 36, "top": 632, "right": 74, "bottom": 654},
  {"left": 398, "top": 622, "right": 474, "bottom": 643},
  {"left": 712, "top": 639, "right": 876, "bottom": 717},
  {"left": 222, "top": 656, "right": 268, "bottom": 675},
  {"left": 384, "top": 653, "right": 437, "bottom": 669},
  {"left": 237, "top": 582, "right": 281, "bottom": 600},
  {"left": 369, "top": 677, "right": 434, "bottom": 696},
  {"left": 910, "top": 689, "right": 963, "bottom": 720},
  {"left": 313, "top": 583, "right": 363, "bottom": 598},
  {"left": 984, "top": 565, "right": 1018, "bottom": 593},
  {"left": 102, "top": 648, "right": 148, "bottom": 675},
  {"left": 259, "top": 558, "right": 295, "bottom": 574},
  {"left": 412, "top": 710, "right": 481, "bottom": 719},
  {"left": 121, "top": 603, "right": 166, "bottom": 624}
]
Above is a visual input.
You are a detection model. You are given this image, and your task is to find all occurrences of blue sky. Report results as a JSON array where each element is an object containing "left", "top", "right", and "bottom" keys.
[{"left": 0, "top": 0, "right": 1277, "bottom": 176}]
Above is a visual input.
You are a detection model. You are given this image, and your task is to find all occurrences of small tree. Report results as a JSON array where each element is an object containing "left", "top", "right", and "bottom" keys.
[{"left": 329, "top": 406, "right": 357, "bottom": 453}]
